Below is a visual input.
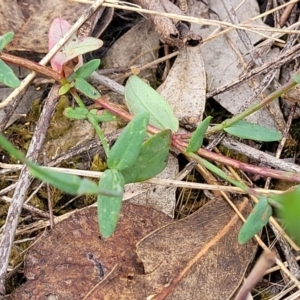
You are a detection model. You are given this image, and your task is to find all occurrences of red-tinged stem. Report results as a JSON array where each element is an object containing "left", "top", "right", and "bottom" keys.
[
  {"left": 208, "top": 78, "right": 297, "bottom": 134},
  {"left": 0, "top": 52, "right": 61, "bottom": 82},
  {"left": 94, "top": 96, "right": 161, "bottom": 134},
  {"left": 95, "top": 96, "right": 300, "bottom": 184},
  {"left": 172, "top": 137, "right": 300, "bottom": 183}
]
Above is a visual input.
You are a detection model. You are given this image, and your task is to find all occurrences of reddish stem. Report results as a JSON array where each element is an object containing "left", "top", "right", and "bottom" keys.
[
  {"left": 95, "top": 96, "right": 300, "bottom": 184},
  {"left": 0, "top": 52, "right": 61, "bottom": 82}
]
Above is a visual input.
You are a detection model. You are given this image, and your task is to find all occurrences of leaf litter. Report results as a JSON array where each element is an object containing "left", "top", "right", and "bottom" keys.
[{"left": 1, "top": 0, "right": 300, "bottom": 299}]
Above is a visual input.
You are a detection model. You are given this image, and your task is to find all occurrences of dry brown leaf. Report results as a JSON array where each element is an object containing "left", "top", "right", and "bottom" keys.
[
  {"left": 0, "top": 0, "right": 96, "bottom": 52},
  {"left": 103, "top": 18, "right": 160, "bottom": 82},
  {"left": 157, "top": 46, "right": 206, "bottom": 127},
  {"left": 0, "top": 0, "right": 24, "bottom": 35},
  {"left": 12, "top": 202, "right": 173, "bottom": 300},
  {"left": 86, "top": 197, "right": 257, "bottom": 299},
  {"left": 132, "top": 0, "right": 202, "bottom": 48},
  {"left": 188, "top": 0, "right": 283, "bottom": 129}
]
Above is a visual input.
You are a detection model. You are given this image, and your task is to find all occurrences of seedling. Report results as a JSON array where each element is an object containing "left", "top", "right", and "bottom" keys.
[{"left": 0, "top": 24, "right": 300, "bottom": 246}]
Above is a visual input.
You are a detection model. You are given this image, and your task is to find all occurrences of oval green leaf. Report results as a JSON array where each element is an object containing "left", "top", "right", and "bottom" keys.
[
  {"left": 89, "top": 109, "right": 120, "bottom": 122},
  {"left": 224, "top": 120, "right": 282, "bottom": 142},
  {"left": 0, "top": 59, "right": 21, "bottom": 88},
  {"left": 75, "top": 59, "right": 100, "bottom": 79},
  {"left": 186, "top": 116, "right": 212, "bottom": 153},
  {"left": 121, "top": 129, "right": 171, "bottom": 183},
  {"left": 107, "top": 112, "right": 149, "bottom": 171},
  {"left": 0, "top": 32, "right": 14, "bottom": 51},
  {"left": 0, "top": 133, "right": 119, "bottom": 197},
  {"left": 74, "top": 77, "right": 100, "bottom": 99},
  {"left": 124, "top": 75, "right": 179, "bottom": 132},
  {"left": 238, "top": 196, "right": 272, "bottom": 244},
  {"left": 98, "top": 169, "right": 125, "bottom": 238},
  {"left": 59, "top": 82, "right": 72, "bottom": 95},
  {"left": 64, "top": 107, "right": 89, "bottom": 120},
  {"left": 64, "top": 36, "right": 103, "bottom": 60}
]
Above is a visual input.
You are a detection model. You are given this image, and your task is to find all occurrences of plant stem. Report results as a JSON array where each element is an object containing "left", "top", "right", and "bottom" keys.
[
  {"left": 94, "top": 96, "right": 300, "bottom": 183},
  {"left": 186, "top": 151, "right": 252, "bottom": 192},
  {"left": 70, "top": 90, "right": 110, "bottom": 156},
  {"left": 0, "top": 52, "right": 60, "bottom": 82},
  {"left": 207, "top": 78, "right": 297, "bottom": 133}
]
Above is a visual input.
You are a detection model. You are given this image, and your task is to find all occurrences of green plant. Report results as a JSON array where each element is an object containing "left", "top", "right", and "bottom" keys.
[
  {"left": 0, "top": 32, "right": 21, "bottom": 88},
  {"left": 1, "top": 26, "right": 300, "bottom": 245}
]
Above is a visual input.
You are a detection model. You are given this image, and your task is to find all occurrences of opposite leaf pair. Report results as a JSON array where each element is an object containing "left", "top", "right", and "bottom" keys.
[{"left": 98, "top": 112, "right": 171, "bottom": 237}]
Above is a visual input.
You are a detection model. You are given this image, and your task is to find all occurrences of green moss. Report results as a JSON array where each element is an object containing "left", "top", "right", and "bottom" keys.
[
  {"left": 91, "top": 153, "right": 107, "bottom": 171},
  {"left": 46, "top": 96, "right": 73, "bottom": 140}
]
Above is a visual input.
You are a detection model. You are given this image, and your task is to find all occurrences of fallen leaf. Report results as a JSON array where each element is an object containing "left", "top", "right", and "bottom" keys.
[
  {"left": 0, "top": 0, "right": 90, "bottom": 52},
  {"left": 42, "top": 119, "right": 95, "bottom": 160},
  {"left": 87, "top": 197, "right": 257, "bottom": 299},
  {"left": 188, "top": 0, "right": 283, "bottom": 129},
  {"left": 103, "top": 18, "right": 160, "bottom": 82},
  {"left": 157, "top": 46, "right": 206, "bottom": 127},
  {"left": 12, "top": 202, "right": 173, "bottom": 300}
]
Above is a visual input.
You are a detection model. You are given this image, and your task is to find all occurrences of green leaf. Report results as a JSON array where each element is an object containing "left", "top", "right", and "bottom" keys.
[
  {"left": 224, "top": 120, "right": 282, "bottom": 142},
  {"left": 0, "top": 32, "right": 14, "bottom": 51},
  {"left": 59, "top": 82, "right": 73, "bottom": 95},
  {"left": 29, "top": 163, "right": 99, "bottom": 195},
  {"left": 97, "top": 169, "right": 125, "bottom": 238},
  {"left": 49, "top": 18, "right": 103, "bottom": 71},
  {"left": 107, "top": 112, "right": 149, "bottom": 171},
  {"left": 270, "top": 186, "right": 300, "bottom": 246},
  {"left": 29, "top": 162, "right": 120, "bottom": 197},
  {"left": 124, "top": 75, "right": 179, "bottom": 132},
  {"left": 294, "top": 74, "right": 300, "bottom": 84},
  {"left": 0, "top": 132, "right": 119, "bottom": 197},
  {"left": 75, "top": 59, "right": 100, "bottom": 79},
  {"left": 64, "top": 36, "right": 103, "bottom": 61},
  {"left": 74, "top": 78, "right": 100, "bottom": 99},
  {"left": 0, "top": 59, "right": 21, "bottom": 88},
  {"left": 89, "top": 109, "right": 120, "bottom": 122},
  {"left": 186, "top": 116, "right": 212, "bottom": 153},
  {"left": 64, "top": 107, "right": 119, "bottom": 122},
  {"left": 121, "top": 129, "right": 171, "bottom": 183},
  {"left": 238, "top": 196, "right": 272, "bottom": 244},
  {"left": 64, "top": 107, "right": 89, "bottom": 120},
  {"left": 0, "top": 133, "right": 25, "bottom": 162}
]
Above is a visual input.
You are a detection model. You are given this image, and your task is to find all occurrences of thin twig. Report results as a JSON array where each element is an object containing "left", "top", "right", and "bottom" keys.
[
  {"left": 43, "top": 154, "right": 54, "bottom": 230},
  {"left": 207, "top": 41, "right": 300, "bottom": 99},
  {"left": 0, "top": 163, "right": 289, "bottom": 195},
  {"left": 0, "top": 196, "right": 50, "bottom": 219},
  {"left": 75, "top": 0, "right": 300, "bottom": 35},
  {"left": 221, "top": 0, "right": 264, "bottom": 67}
]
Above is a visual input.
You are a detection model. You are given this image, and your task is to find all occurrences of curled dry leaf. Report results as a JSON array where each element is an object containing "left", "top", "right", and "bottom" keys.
[
  {"left": 157, "top": 46, "right": 206, "bottom": 128},
  {"left": 132, "top": 0, "right": 202, "bottom": 48}
]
